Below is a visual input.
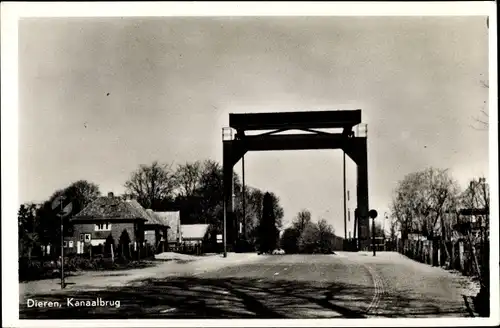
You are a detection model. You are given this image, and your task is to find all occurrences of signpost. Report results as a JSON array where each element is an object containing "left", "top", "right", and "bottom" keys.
[
  {"left": 51, "top": 195, "right": 72, "bottom": 289},
  {"left": 369, "top": 209, "right": 378, "bottom": 257}
]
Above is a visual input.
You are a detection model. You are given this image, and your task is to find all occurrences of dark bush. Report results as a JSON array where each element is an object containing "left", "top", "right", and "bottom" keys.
[
  {"left": 19, "top": 258, "right": 58, "bottom": 282},
  {"left": 234, "top": 239, "right": 253, "bottom": 253},
  {"left": 281, "top": 228, "right": 300, "bottom": 254}
]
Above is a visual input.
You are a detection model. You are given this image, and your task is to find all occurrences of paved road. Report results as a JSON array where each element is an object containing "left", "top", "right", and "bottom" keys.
[{"left": 19, "top": 252, "right": 473, "bottom": 319}]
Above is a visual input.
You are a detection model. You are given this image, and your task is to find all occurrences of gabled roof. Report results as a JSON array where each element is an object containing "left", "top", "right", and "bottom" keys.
[
  {"left": 71, "top": 197, "right": 149, "bottom": 221},
  {"left": 181, "top": 224, "right": 210, "bottom": 240},
  {"left": 155, "top": 211, "right": 179, "bottom": 228},
  {"left": 144, "top": 209, "right": 173, "bottom": 228},
  {"left": 156, "top": 211, "right": 180, "bottom": 241}
]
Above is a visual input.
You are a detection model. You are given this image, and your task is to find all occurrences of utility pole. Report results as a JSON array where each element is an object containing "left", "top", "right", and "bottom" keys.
[
  {"left": 223, "top": 200, "right": 227, "bottom": 258},
  {"left": 232, "top": 170, "right": 235, "bottom": 246},
  {"left": 343, "top": 151, "right": 347, "bottom": 240},
  {"left": 222, "top": 128, "right": 228, "bottom": 258},
  {"left": 59, "top": 195, "right": 65, "bottom": 289},
  {"left": 384, "top": 212, "right": 388, "bottom": 251},
  {"left": 242, "top": 154, "right": 246, "bottom": 240},
  {"left": 369, "top": 209, "right": 378, "bottom": 256},
  {"left": 372, "top": 217, "right": 376, "bottom": 256}
]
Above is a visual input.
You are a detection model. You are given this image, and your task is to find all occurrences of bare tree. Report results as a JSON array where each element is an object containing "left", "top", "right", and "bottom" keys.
[
  {"left": 372, "top": 222, "right": 385, "bottom": 238},
  {"left": 461, "top": 177, "right": 490, "bottom": 211},
  {"left": 420, "top": 168, "right": 460, "bottom": 241},
  {"left": 389, "top": 217, "right": 398, "bottom": 240},
  {"left": 245, "top": 187, "right": 264, "bottom": 242},
  {"left": 391, "top": 168, "right": 460, "bottom": 240},
  {"left": 390, "top": 172, "right": 421, "bottom": 239},
  {"left": 292, "top": 209, "right": 312, "bottom": 235},
  {"left": 317, "top": 218, "right": 335, "bottom": 236},
  {"left": 124, "top": 161, "right": 178, "bottom": 210},
  {"left": 174, "top": 161, "right": 202, "bottom": 197},
  {"left": 63, "top": 180, "right": 101, "bottom": 213},
  {"left": 298, "top": 222, "right": 319, "bottom": 253},
  {"left": 317, "top": 218, "right": 336, "bottom": 253}
]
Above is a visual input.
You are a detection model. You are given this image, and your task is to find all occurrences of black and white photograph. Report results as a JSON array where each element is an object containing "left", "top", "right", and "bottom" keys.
[{"left": 1, "top": 2, "right": 498, "bottom": 327}]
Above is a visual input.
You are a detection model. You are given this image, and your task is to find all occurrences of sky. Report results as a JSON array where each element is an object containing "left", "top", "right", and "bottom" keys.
[{"left": 18, "top": 16, "right": 490, "bottom": 234}]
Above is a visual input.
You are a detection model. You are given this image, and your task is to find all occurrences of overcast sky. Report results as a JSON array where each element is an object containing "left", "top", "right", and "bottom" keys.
[{"left": 19, "top": 16, "right": 489, "bottom": 233}]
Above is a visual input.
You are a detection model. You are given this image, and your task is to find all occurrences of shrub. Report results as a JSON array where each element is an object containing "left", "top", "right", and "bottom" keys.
[{"left": 19, "top": 258, "right": 58, "bottom": 281}]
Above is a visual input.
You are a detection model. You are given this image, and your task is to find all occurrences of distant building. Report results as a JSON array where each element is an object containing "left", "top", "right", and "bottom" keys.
[
  {"left": 180, "top": 224, "right": 211, "bottom": 246},
  {"left": 143, "top": 209, "right": 172, "bottom": 252},
  {"left": 156, "top": 211, "right": 181, "bottom": 245}
]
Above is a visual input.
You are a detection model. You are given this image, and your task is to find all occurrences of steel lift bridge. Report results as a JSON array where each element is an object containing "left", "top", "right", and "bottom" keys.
[{"left": 221, "top": 109, "right": 374, "bottom": 256}]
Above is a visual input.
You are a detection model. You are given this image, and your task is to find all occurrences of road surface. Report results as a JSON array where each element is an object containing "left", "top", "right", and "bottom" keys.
[{"left": 19, "top": 252, "right": 474, "bottom": 319}]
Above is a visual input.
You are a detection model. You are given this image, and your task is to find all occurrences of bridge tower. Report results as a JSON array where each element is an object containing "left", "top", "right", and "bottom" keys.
[{"left": 222, "top": 110, "right": 372, "bottom": 255}]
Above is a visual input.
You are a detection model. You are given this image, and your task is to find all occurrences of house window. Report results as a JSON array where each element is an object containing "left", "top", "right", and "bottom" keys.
[
  {"left": 80, "top": 233, "right": 85, "bottom": 241},
  {"left": 348, "top": 210, "right": 351, "bottom": 222},
  {"left": 95, "top": 223, "right": 112, "bottom": 231},
  {"left": 68, "top": 241, "right": 74, "bottom": 248},
  {"left": 84, "top": 234, "right": 91, "bottom": 242},
  {"left": 63, "top": 241, "right": 68, "bottom": 247}
]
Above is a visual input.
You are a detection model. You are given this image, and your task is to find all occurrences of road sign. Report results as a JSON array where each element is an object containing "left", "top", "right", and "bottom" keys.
[
  {"left": 51, "top": 196, "right": 65, "bottom": 210},
  {"left": 216, "top": 234, "right": 223, "bottom": 243},
  {"left": 51, "top": 196, "right": 73, "bottom": 217},
  {"left": 61, "top": 202, "right": 73, "bottom": 217}
]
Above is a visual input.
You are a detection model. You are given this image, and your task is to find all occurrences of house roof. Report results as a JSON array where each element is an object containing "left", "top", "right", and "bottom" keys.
[
  {"left": 144, "top": 209, "right": 162, "bottom": 225},
  {"left": 71, "top": 196, "right": 150, "bottom": 222},
  {"left": 143, "top": 209, "right": 174, "bottom": 228},
  {"left": 155, "top": 211, "right": 179, "bottom": 228},
  {"left": 181, "top": 224, "right": 210, "bottom": 240}
]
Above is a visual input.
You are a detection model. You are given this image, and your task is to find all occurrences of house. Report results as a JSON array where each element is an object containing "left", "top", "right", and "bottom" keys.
[
  {"left": 143, "top": 209, "right": 171, "bottom": 252},
  {"left": 180, "top": 224, "right": 211, "bottom": 246},
  {"left": 66, "top": 192, "right": 150, "bottom": 253},
  {"left": 454, "top": 208, "right": 489, "bottom": 242},
  {"left": 155, "top": 211, "right": 181, "bottom": 245}
]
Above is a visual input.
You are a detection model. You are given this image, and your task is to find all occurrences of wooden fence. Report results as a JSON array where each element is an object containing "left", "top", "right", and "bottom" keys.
[{"left": 394, "top": 238, "right": 489, "bottom": 281}]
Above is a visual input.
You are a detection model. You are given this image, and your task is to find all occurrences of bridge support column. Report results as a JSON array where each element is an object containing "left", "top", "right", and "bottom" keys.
[
  {"left": 357, "top": 152, "right": 370, "bottom": 250},
  {"left": 222, "top": 141, "right": 233, "bottom": 257},
  {"left": 345, "top": 137, "right": 370, "bottom": 250},
  {"left": 223, "top": 140, "right": 247, "bottom": 254}
]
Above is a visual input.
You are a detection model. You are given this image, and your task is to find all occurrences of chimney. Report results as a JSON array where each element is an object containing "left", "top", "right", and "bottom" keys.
[{"left": 108, "top": 192, "right": 114, "bottom": 198}]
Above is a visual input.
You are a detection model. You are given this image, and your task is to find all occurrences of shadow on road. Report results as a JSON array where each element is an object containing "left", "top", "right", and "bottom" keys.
[{"left": 20, "top": 275, "right": 469, "bottom": 319}]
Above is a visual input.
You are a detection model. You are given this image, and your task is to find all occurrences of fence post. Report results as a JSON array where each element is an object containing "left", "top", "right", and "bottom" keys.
[
  {"left": 429, "top": 242, "right": 434, "bottom": 266},
  {"left": 451, "top": 242, "right": 455, "bottom": 269},
  {"left": 459, "top": 241, "right": 464, "bottom": 271}
]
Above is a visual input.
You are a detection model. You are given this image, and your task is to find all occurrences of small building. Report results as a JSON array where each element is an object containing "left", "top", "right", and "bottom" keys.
[
  {"left": 181, "top": 224, "right": 210, "bottom": 246},
  {"left": 67, "top": 192, "right": 149, "bottom": 253},
  {"left": 155, "top": 211, "right": 181, "bottom": 245},
  {"left": 143, "top": 209, "right": 171, "bottom": 253}
]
